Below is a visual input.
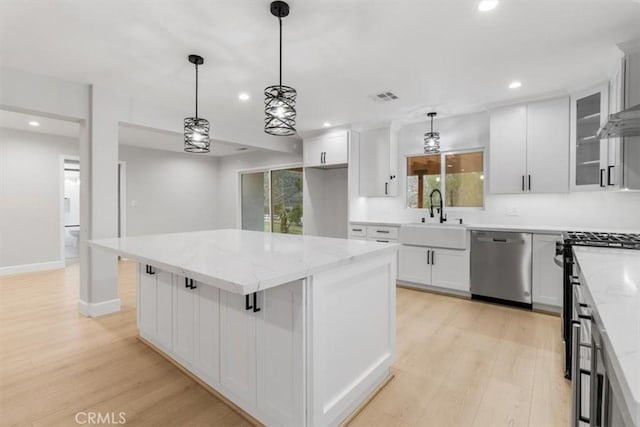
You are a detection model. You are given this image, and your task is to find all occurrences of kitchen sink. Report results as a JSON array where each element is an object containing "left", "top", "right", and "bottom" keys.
[{"left": 399, "top": 223, "right": 468, "bottom": 249}]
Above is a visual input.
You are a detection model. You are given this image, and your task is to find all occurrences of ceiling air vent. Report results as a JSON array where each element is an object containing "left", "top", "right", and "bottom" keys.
[{"left": 370, "top": 91, "right": 399, "bottom": 103}]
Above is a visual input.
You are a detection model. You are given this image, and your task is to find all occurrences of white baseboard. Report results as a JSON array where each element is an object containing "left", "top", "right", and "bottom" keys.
[
  {"left": 78, "top": 298, "right": 121, "bottom": 317},
  {"left": 0, "top": 260, "right": 65, "bottom": 276}
]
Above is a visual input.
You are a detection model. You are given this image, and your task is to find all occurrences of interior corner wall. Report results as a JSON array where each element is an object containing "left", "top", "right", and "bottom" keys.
[
  {"left": 0, "top": 128, "right": 79, "bottom": 268},
  {"left": 119, "top": 145, "right": 220, "bottom": 236},
  {"left": 216, "top": 150, "right": 303, "bottom": 229}
]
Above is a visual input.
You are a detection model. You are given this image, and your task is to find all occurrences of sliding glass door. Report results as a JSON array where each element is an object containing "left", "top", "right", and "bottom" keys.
[{"left": 241, "top": 167, "right": 303, "bottom": 234}]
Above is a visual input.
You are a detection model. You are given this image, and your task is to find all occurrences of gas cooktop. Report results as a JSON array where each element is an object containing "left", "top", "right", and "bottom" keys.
[{"left": 562, "top": 231, "right": 640, "bottom": 249}]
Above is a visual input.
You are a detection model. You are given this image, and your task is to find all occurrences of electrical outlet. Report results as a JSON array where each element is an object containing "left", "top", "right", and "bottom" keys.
[{"left": 506, "top": 206, "right": 518, "bottom": 216}]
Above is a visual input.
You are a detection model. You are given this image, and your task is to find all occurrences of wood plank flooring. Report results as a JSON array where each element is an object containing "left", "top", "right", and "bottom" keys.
[{"left": 0, "top": 261, "right": 569, "bottom": 426}]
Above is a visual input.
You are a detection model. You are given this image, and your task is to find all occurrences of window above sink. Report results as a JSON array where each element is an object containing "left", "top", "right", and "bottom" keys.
[{"left": 406, "top": 149, "right": 485, "bottom": 210}]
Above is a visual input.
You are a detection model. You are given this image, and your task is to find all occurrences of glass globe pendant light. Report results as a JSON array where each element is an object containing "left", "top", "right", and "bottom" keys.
[
  {"left": 264, "top": 1, "right": 297, "bottom": 136},
  {"left": 184, "top": 54, "right": 211, "bottom": 153},
  {"left": 424, "top": 112, "right": 440, "bottom": 153}
]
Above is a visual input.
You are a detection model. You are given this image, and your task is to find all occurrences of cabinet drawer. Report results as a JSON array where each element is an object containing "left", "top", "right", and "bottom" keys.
[
  {"left": 366, "top": 226, "right": 398, "bottom": 240},
  {"left": 348, "top": 225, "right": 367, "bottom": 237}
]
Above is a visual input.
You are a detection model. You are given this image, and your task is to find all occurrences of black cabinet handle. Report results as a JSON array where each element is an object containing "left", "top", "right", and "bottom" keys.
[
  {"left": 427, "top": 250, "right": 430, "bottom": 265},
  {"left": 521, "top": 175, "right": 525, "bottom": 192},
  {"left": 245, "top": 294, "right": 253, "bottom": 311},
  {"left": 376, "top": 230, "right": 390, "bottom": 234},
  {"left": 431, "top": 251, "right": 435, "bottom": 265},
  {"left": 184, "top": 278, "right": 196, "bottom": 289},
  {"left": 385, "top": 182, "right": 388, "bottom": 195},
  {"left": 599, "top": 168, "right": 605, "bottom": 187},
  {"left": 146, "top": 265, "right": 155, "bottom": 275},
  {"left": 252, "top": 292, "right": 261, "bottom": 313},
  {"left": 607, "top": 165, "right": 614, "bottom": 186},
  {"left": 528, "top": 174, "right": 531, "bottom": 191}
]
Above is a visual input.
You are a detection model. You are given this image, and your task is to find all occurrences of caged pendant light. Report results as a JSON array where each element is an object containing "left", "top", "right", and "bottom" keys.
[
  {"left": 184, "top": 54, "right": 211, "bottom": 153},
  {"left": 423, "top": 112, "right": 440, "bottom": 154},
  {"left": 264, "top": 1, "right": 297, "bottom": 136}
]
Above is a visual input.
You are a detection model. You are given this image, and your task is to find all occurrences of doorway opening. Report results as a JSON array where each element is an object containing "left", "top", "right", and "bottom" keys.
[{"left": 62, "top": 158, "right": 80, "bottom": 260}]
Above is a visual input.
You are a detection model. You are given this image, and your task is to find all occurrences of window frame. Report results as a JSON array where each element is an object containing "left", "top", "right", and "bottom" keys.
[{"left": 404, "top": 147, "right": 486, "bottom": 212}]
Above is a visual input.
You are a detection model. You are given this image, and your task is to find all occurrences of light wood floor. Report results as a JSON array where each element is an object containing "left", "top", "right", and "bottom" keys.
[{"left": 0, "top": 261, "right": 569, "bottom": 426}]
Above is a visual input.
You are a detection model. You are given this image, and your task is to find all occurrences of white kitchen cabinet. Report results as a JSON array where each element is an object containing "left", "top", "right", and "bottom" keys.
[
  {"left": 490, "top": 97, "right": 569, "bottom": 194},
  {"left": 195, "top": 283, "right": 220, "bottom": 386},
  {"left": 532, "top": 234, "right": 563, "bottom": 311},
  {"left": 570, "top": 83, "right": 610, "bottom": 191},
  {"left": 173, "top": 277, "right": 197, "bottom": 365},
  {"left": 138, "top": 265, "right": 173, "bottom": 352},
  {"left": 219, "top": 290, "right": 257, "bottom": 407},
  {"left": 256, "top": 281, "right": 305, "bottom": 427},
  {"left": 526, "top": 98, "right": 570, "bottom": 193},
  {"left": 398, "top": 245, "right": 430, "bottom": 284},
  {"left": 398, "top": 245, "right": 470, "bottom": 293},
  {"left": 172, "top": 276, "right": 221, "bottom": 386},
  {"left": 430, "top": 248, "right": 470, "bottom": 293},
  {"left": 359, "top": 127, "right": 398, "bottom": 197},
  {"left": 489, "top": 105, "right": 528, "bottom": 194},
  {"left": 303, "top": 131, "right": 349, "bottom": 168}
]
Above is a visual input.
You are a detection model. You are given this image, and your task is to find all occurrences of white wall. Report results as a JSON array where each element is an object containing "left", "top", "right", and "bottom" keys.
[
  {"left": 0, "top": 128, "right": 78, "bottom": 269},
  {"left": 217, "top": 150, "right": 303, "bottom": 229},
  {"left": 350, "top": 112, "right": 640, "bottom": 231},
  {"left": 119, "top": 145, "right": 219, "bottom": 236}
]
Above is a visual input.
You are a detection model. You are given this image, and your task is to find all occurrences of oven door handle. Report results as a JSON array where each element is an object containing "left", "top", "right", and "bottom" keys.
[{"left": 554, "top": 253, "right": 564, "bottom": 268}]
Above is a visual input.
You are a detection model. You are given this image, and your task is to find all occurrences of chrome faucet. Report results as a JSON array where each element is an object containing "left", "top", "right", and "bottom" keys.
[{"left": 429, "top": 189, "right": 447, "bottom": 224}]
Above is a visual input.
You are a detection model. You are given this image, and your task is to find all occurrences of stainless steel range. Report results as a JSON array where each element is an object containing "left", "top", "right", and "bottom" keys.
[{"left": 556, "top": 231, "right": 640, "bottom": 379}]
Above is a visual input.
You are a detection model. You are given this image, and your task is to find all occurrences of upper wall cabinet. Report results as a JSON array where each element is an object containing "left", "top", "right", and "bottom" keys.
[
  {"left": 489, "top": 97, "right": 570, "bottom": 194},
  {"left": 303, "top": 130, "right": 349, "bottom": 168},
  {"left": 359, "top": 127, "right": 398, "bottom": 197},
  {"left": 569, "top": 83, "right": 611, "bottom": 191}
]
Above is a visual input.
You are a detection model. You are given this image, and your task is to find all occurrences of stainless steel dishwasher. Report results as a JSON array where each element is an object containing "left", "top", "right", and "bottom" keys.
[{"left": 470, "top": 230, "right": 532, "bottom": 306}]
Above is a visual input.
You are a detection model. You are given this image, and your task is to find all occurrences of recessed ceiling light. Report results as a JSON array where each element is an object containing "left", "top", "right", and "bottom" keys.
[
  {"left": 509, "top": 81, "right": 522, "bottom": 89},
  {"left": 323, "top": 122, "right": 331, "bottom": 127},
  {"left": 238, "top": 92, "right": 250, "bottom": 101},
  {"left": 28, "top": 121, "right": 40, "bottom": 127},
  {"left": 478, "top": 0, "right": 498, "bottom": 12}
]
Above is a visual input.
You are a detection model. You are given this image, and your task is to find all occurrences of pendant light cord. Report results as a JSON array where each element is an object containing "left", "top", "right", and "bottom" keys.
[
  {"left": 195, "top": 63, "right": 199, "bottom": 119},
  {"left": 279, "top": 16, "right": 283, "bottom": 89}
]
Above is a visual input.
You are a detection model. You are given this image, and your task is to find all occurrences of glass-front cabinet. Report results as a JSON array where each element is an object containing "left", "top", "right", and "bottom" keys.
[{"left": 570, "top": 83, "right": 609, "bottom": 191}]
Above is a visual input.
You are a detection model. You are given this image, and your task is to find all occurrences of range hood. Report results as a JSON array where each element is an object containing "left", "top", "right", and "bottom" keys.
[
  {"left": 598, "top": 43, "right": 640, "bottom": 139},
  {"left": 597, "top": 104, "right": 640, "bottom": 138}
]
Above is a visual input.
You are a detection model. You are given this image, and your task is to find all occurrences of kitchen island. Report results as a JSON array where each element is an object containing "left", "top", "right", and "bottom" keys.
[{"left": 91, "top": 229, "right": 398, "bottom": 427}]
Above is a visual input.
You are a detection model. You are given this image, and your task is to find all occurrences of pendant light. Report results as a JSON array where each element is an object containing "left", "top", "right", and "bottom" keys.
[
  {"left": 424, "top": 112, "right": 440, "bottom": 154},
  {"left": 184, "top": 54, "right": 210, "bottom": 153},
  {"left": 264, "top": 1, "right": 297, "bottom": 136}
]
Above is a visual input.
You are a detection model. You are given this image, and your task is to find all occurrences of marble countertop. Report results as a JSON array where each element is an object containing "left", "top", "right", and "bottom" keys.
[
  {"left": 91, "top": 229, "right": 398, "bottom": 295},
  {"left": 351, "top": 220, "right": 639, "bottom": 235},
  {"left": 573, "top": 247, "right": 640, "bottom": 426}
]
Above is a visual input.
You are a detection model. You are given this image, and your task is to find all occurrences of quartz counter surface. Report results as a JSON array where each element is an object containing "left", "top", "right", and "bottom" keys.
[
  {"left": 91, "top": 229, "right": 398, "bottom": 295},
  {"left": 573, "top": 246, "right": 640, "bottom": 426}
]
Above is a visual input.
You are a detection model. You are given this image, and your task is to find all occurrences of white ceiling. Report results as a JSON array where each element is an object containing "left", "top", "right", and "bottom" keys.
[
  {"left": 1, "top": 0, "right": 639, "bottom": 136},
  {"left": 118, "top": 124, "right": 257, "bottom": 156},
  {"left": 0, "top": 110, "right": 256, "bottom": 156},
  {"left": 0, "top": 110, "right": 79, "bottom": 137}
]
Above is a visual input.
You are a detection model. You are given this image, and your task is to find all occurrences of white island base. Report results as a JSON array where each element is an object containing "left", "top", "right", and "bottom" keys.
[{"left": 135, "top": 250, "right": 396, "bottom": 427}]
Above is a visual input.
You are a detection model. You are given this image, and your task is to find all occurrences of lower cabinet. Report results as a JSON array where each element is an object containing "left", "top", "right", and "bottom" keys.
[
  {"left": 219, "top": 289, "right": 257, "bottom": 406},
  {"left": 138, "top": 265, "right": 173, "bottom": 352},
  {"left": 532, "top": 234, "right": 563, "bottom": 310},
  {"left": 398, "top": 245, "right": 470, "bottom": 293},
  {"left": 138, "top": 266, "right": 304, "bottom": 426}
]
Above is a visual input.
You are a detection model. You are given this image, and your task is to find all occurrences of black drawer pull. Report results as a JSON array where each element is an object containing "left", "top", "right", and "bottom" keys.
[
  {"left": 352, "top": 228, "right": 363, "bottom": 232},
  {"left": 376, "top": 230, "right": 390, "bottom": 234},
  {"left": 145, "top": 265, "right": 155, "bottom": 275},
  {"left": 252, "top": 292, "right": 261, "bottom": 313},
  {"left": 245, "top": 294, "right": 253, "bottom": 311},
  {"left": 493, "top": 238, "right": 507, "bottom": 242},
  {"left": 184, "top": 278, "right": 196, "bottom": 289}
]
